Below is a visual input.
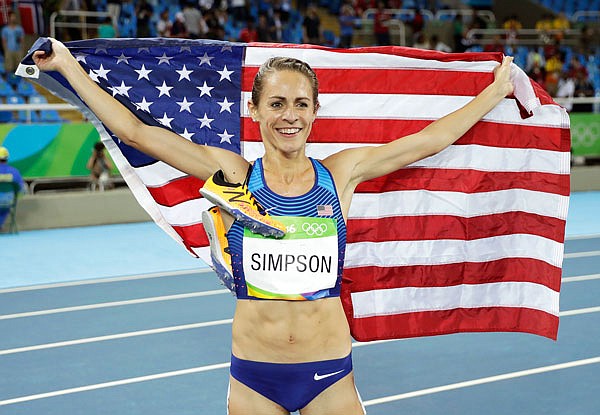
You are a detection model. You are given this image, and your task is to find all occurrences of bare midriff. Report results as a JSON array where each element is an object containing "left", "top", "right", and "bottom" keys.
[{"left": 231, "top": 297, "right": 351, "bottom": 363}]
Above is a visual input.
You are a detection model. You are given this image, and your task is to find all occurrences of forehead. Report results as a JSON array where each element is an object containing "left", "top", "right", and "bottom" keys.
[{"left": 259, "top": 70, "right": 313, "bottom": 100}]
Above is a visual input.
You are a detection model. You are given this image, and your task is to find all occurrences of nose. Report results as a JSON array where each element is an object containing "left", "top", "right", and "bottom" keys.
[{"left": 282, "top": 106, "right": 298, "bottom": 123}]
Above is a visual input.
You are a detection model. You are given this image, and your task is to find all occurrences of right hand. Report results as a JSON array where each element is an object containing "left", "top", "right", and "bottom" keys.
[{"left": 32, "top": 38, "right": 76, "bottom": 73}]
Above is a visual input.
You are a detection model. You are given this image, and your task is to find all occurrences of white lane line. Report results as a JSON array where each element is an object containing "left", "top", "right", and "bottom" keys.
[
  {"left": 562, "top": 274, "right": 600, "bottom": 283},
  {"left": 0, "top": 362, "right": 232, "bottom": 406},
  {"left": 565, "top": 233, "right": 600, "bottom": 240},
  {"left": 0, "top": 289, "right": 230, "bottom": 320},
  {"left": 362, "top": 356, "right": 600, "bottom": 407},
  {"left": 1, "top": 305, "right": 598, "bottom": 356},
  {"left": 564, "top": 250, "right": 600, "bottom": 259},
  {"left": 560, "top": 306, "right": 600, "bottom": 317},
  {"left": 0, "top": 268, "right": 212, "bottom": 294},
  {"left": 0, "top": 319, "right": 234, "bottom": 356},
  {"left": 2, "top": 356, "right": 598, "bottom": 407}
]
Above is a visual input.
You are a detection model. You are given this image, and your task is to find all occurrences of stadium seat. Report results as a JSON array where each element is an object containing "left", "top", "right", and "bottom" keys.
[
  {"left": 16, "top": 80, "right": 36, "bottom": 97},
  {"left": 0, "top": 78, "right": 13, "bottom": 97},
  {"left": 39, "top": 108, "right": 63, "bottom": 122},
  {"left": 6, "top": 94, "right": 38, "bottom": 123}
]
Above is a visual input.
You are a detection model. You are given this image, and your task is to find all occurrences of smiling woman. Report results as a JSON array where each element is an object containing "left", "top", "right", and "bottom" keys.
[{"left": 31, "top": 37, "right": 514, "bottom": 415}]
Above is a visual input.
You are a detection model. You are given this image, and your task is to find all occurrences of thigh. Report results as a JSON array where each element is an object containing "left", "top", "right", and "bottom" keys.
[
  {"left": 300, "top": 371, "right": 365, "bottom": 415},
  {"left": 228, "top": 376, "right": 289, "bottom": 415}
]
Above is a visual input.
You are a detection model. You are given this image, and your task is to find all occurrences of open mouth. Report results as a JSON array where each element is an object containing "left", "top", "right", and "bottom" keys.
[{"left": 276, "top": 127, "right": 302, "bottom": 136}]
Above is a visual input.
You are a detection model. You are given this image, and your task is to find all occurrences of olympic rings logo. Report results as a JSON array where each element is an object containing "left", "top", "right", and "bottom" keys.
[{"left": 302, "top": 222, "right": 328, "bottom": 236}]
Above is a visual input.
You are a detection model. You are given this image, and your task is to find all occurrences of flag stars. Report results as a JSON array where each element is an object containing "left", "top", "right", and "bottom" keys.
[
  {"left": 218, "top": 129, "right": 234, "bottom": 144},
  {"left": 158, "top": 113, "right": 174, "bottom": 128},
  {"left": 176, "top": 65, "right": 193, "bottom": 81},
  {"left": 218, "top": 97, "right": 234, "bottom": 113},
  {"left": 179, "top": 128, "right": 194, "bottom": 140},
  {"left": 197, "top": 81, "right": 214, "bottom": 97},
  {"left": 74, "top": 54, "right": 88, "bottom": 64},
  {"left": 156, "top": 81, "right": 174, "bottom": 97},
  {"left": 198, "top": 113, "right": 214, "bottom": 129},
  {"left": 115, "top": 53, "right": 131, "bottom": 64},
  {"left": 88, "top": 69, "right": 100, "bottom": 83},
  {"left": 114, "top": 81, "right": 132, "bottom": 97},
  {"left": 156, "top": 53, "right": 174, "bottom": 65},
  {"left": 95, "top": 64, "right": 111, "bottom": 80},
  {"left": 221, "top": 45, "right": 233, "bottom": 53},
  {"left": 134, "top": 97, "right": 153, "bottom": 112},
  {"left": 217, "top": 65, "right": 234, "bottom": 82},
  {"left": 198, "top": 52, "right": 214, "bottom": 66},
  {"left": 135, "top": 64, "right": 152, "bottom": 80},
  {"left": 177, "top": 97, "right": 194, "bottom": 113}
]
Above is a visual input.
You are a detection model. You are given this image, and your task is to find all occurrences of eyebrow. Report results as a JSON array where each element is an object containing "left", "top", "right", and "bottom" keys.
[{"left": 267, "top": 96, "right": 311, "bottom": 101}]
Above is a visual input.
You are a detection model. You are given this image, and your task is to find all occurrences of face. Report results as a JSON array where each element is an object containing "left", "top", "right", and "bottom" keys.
[{"left": 248, "top": 70, "right": 318, "bottom": 156}]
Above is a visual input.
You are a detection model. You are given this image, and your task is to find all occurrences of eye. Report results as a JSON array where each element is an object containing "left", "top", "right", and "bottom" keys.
[
  {"left": 270, "top": 101, "right": 283, "bottom": 108},
  {"left": 297, "top": 102, "right": 309, "bottom": 108}
]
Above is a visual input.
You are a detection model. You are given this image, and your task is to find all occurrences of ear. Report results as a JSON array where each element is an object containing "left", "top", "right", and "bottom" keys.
[{"left": 247, "top": 100, "right": 258, "bottom": 122}]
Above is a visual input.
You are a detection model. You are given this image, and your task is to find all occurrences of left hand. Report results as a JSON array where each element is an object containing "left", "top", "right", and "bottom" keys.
[{"left": 493, "top": 56, "right": 515, "bottom": 97}]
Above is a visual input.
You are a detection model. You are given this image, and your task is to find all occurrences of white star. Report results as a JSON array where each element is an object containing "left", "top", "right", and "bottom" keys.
[
  {"left": 95, "top": 64, "right": 110, "bottom": 80},
  {"left": 95, "top": 47, "right": 108, "bottom": 54},
  {"left": 176, "top": 65, "right": 193, "bottom": 81},
  {"left": 135, "top": 64, "right": 152, "bottom": 80},
  {"left": 156, "top": 53, "right": 174, "bottom": 65},
  {"left": 198, "top": 113, "right": 214, "bottom": 129},
  {"left": 217, "top": 65, "right": 234, "bottom": 82},
  {"left": 198, "top": 52, "right": 214, "bottom": 66},
  {"left": 180, "top": 46, "right": 191, "bottom": 52},
  {"left": 134, "top": 97, "right": 153, "bottom": 112},
  {"left": 107, "top": 85, "right": 119, "bottom": 97},
  {"left": 221, "top": 45, "right": 233, "bottom": 53},
  {"left": 138, "top": 47, "right": 150, "bottom": 53},
  {"left": 197, "top": 81, "right": 214, "bottom": 97},
  {"left": 88, "top": 69, "right": 100, "bottom": 83},
  {"left": 180, "top": 128, "right": 194, "bottom": 140},
  {"left": 177, "top": 97, "right": 194, "bottom": 113},
  {"left": 218, "top": 129, "right": 234, "bottom": 144},
  {"left": 157, "top": 113, "right": 174, "bottom": 128},
  {"left": 114, "top": 81, "right": 132, "bottom": 97},
  {"left": 156, "top": 81, "right": 173, "bottom": 97},
  {"left": 217, "top": 97, "right": 234, "bottom": 113},
  {"left": 116, "top": 53, "right": 131, "bottom": 64},
  {"left": 74, "top": 54, "right": 88, "bottom": 63}
]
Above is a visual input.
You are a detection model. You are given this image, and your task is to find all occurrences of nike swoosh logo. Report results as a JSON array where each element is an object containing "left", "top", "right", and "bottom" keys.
[{"left": 313, "top": 369, "right": 345, "bottom": 381}]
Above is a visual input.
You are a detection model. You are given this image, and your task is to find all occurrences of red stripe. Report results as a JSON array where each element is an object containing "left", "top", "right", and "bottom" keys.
[
  {"left": 243, "top": 67, "right": 493, "bottom": 96},
  {"left": 172, "top": 223, "right": 209, "bottom": 248},
  {"left": 355, "top": 169, "right": 569, "bottom": 196},
  {"left": 342, "top": 258, "right": 562, "bottom": 291},
  {"left": 347, "top": 213, "right": 566, "bottom": 244},
  {"left": 344, "top": 307, "right": 559, "bottom": 341},
  {"left": 242, "top": 118, "right": 569, "bottom": 152},
  {"left": 146, "top": 176, "right": 205, "bottom": 207}
]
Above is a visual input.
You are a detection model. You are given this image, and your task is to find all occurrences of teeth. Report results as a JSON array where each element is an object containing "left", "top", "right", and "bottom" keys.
[{"left": 278, "top": 128, "right": 301, "bottom": 134}]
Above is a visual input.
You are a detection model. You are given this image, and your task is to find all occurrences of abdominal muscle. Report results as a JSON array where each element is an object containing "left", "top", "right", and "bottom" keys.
[{"left": 231, "top": 297, "right": 352, "bottom": 363}]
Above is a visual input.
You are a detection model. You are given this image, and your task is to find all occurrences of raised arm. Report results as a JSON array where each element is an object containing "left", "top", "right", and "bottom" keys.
[
  {"left": 324, "top": 56, "right": 515, "bottom": 213},
  {"left": 33, "top": 38, "right": 249, "bottom": 182}
]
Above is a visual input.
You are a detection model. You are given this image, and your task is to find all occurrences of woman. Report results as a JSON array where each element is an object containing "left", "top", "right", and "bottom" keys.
[{"left": 33, "top": 38, "right": 514, "bottom": 414}]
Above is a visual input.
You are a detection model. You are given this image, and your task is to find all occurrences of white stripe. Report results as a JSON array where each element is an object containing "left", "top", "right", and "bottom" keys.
[
  {"left": 362, "top": 357, "right": 600, "bottom": 406},
  {"left": 245, "top": 46, "right": 500, "bottom": 71},
  {"left": 564, "top": 250, "right": 600, "bottom": 259},
  {"left": 0, "top": 319, "right": 233, "bottom": 356},
  {"left": 243, "top": 142, "right": 569, "bottom": 175},
  {"left": 345, "top": 234, "right": 564, "bottom": 268},
  {"left": 351, "top": 281, "right": 560, "bottom": 318},
  {"left": 0, "top": 290, "right": 228, "bottom": 320},
  {"left": 134, "top": 162, "right": 188, "bottom": 187},
  {"left": 157, "top": 198, "right": 213, "bottom": 226},
  {"left": 0, "top": 363, "right": 232, "bottom": 406},
  {"left": 241, "top": 92, "right": 566, "bottom": 128},
  {"left": 349, "top": 189, "right": 568, "bottom": 221}
]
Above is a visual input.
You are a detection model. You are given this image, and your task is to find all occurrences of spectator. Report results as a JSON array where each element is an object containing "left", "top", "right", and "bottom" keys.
[
  {"left": 271, "top": 9, "right": 284, "bottom": 42},
  {"left": 412, "top": 32, "right": 430, "bottom": 49},
  {"left": 86, "top": 142, "right": 113, "bottom": 191},
  {"left": 1, "top": 11, "right": 25, "bottom": 75},
  {"left": 302, "top": 4, "right": 322, "bottom": 45},
  {"left": 0, "top": 146, "right": 25, "bottom": 231},
  {"left": 572, "top": 71, "right": 595, "bottom": 113},
  {"left": 170, "top": 12, "right": 189, "bottom": 38},
  {"left": 338, "top": 4, "right": 355, "bottom": 48},
  {"left": 203, "top": 8, "right": 224, "bottom": 40},
  {"left": 484, "top": 34, "right": 504, "bottom": 53},
  {"left": 156, "top": 10, "right": 172, "bottom": 37},
  {"left": 136, "top": 0, "right": 154, "bottom": 38},
  {"left": 97, "top": 16, "right": 118, "bottom": 38},
  {"left": 502, "top": 14, "right": 522, "bottom": 47},
  {"left": 373, "top": 1, "right": 391, "bottom": 46},
  {"left": 431, "top": 34, "right": 452, "bottom": 53},
  {"left": 354, "top": 0, "right": 376, "bottom": 16},
  {"left": 239, "top": 18, "right": 258, "bottom": 42},
  {"left": 555, "top": 71, "right": 575, "bottom": 112},
  {"left": 526, "top": 47, "right": 545, "bottom": 73},
  {"left": 183, "top": 1, "right": 205, "bottom": 39},
  {"left": 256, "top": 13, "right": 273, "bottom": 42},
  {"left": 452, "top": 14, "right": 467, "bottom": 52},
  {"left": 410, "top": 9, "right": 425, "bottom": 41},
  {"left": 229, "top": 0, "right": 248, "bottom": 23}
]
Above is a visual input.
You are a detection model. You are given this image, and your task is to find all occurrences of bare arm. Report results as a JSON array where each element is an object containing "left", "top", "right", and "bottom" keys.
[
  {"left": 33, "top": 38, "right": 249, "bottom": 182},
  {"left": 324, "top": 56, "right": 515, "bottom": 214}
]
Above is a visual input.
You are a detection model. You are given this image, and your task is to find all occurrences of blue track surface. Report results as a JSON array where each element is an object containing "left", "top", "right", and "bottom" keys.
[{"left": 1, "top": 191, "right": 599, "bottom": 414}]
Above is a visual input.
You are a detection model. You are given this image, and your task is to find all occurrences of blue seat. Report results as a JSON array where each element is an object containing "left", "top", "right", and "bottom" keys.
[
  {"left": 6, "top": 94, "right": 38, "bottom": 123},
  {"left": 16, "top": 80, "right": 36, "bottom": 97},
  {"left": 40, "top": 108, "right": 63, "bottom": 122}
]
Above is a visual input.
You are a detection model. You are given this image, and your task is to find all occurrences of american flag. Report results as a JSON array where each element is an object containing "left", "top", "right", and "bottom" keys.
[{"left": 19, "top": 37, "right": 569, "bottom": 341}]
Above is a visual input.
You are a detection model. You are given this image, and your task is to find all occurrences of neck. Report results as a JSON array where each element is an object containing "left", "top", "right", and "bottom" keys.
[{"left": 262, "top": 154, "right": 314, "bottom": 195}]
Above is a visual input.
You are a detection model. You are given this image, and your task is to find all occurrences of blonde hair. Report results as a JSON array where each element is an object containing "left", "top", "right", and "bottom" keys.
[{"left": 251, "top": 57, "right": 319, "bottom": 107}]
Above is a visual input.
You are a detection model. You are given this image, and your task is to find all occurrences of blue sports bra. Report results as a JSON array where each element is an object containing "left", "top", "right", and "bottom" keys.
[{"left": 228, "top": 157, "right": 346, "bottom": 300}]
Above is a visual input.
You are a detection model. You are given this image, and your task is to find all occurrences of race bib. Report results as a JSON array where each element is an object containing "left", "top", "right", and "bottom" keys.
[{"left": 243, "top": 216, "right": 338, "bottom": 299}]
